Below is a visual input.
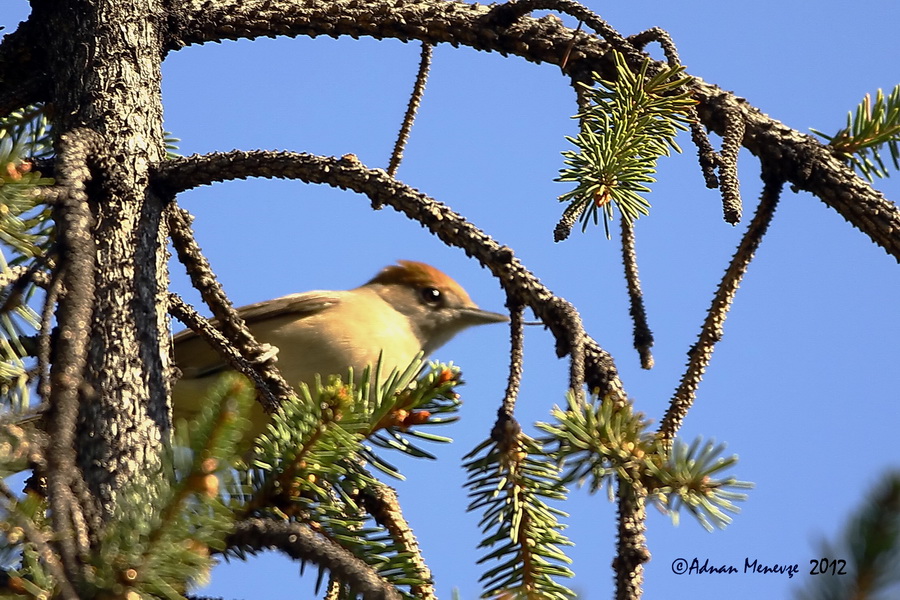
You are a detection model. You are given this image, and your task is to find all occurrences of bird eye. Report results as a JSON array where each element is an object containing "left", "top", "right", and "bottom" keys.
[{"left": 419, "top": 286, "right": 442, "bottom": 305}]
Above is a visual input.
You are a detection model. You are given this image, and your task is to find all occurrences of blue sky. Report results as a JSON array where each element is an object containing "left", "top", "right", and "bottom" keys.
[{"left": 3, "top": 1, "right": 900, "bottom": 599}]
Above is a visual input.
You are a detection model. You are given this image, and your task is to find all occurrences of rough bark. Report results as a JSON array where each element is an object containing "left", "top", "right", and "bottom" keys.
[{"left": 31, "top": 0, "right": 171, "bottom": 513}]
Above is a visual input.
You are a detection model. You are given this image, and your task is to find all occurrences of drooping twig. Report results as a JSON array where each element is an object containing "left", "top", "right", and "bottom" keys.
[
  {"left": 166, "top": 204, "right": 292, "bottom": 413},
  {"left": 718, "top": 107, "right": 746, "bottom": 224},
  {"left": 38, "top": 269, "right": 62, "bottom": 403},
  {"left": 691, "top": 120, "right": 720, "bottom": 189},
  {"left": 553, "top": 203, "right": 581, "bottom": 242},
  {"left": 227, "top": 518, "right": 402, "bottom": 600},
  {"left": 625, "top": 26, "right": 718, "bottom": 189},
  {"left": 385, "top": 43, "right": 432, "bottom": 182},
  {"left": 491, "top": 300, "right": 525, "bottom": 443},
  {"left": 501, "top": 300, "right": 525, "bottom": 419},
  {"left": 554, "top": 77, "right": 593, "bottom": 242},
  {"left": 620, "top": 217, "right": 653, "bottom": 369},
  {"left": 658, "top": 167, "right": 784, "bottom": 447}
]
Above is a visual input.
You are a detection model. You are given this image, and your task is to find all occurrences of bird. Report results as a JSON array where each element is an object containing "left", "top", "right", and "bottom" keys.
[{"left": 171, "top": 260, "right": 508, "bottom": 440}]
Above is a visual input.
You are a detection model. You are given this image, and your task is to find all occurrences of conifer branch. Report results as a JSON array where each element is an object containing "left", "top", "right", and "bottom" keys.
[
  {"left": 613, "top": 480, "right": 649, "bottom": 600},
  {"left": 7, "top": 0, "right": 899, "bottom": 261},
  {"left": 358, "top": 485, "right": 435, "bottom": 600},
  {"left": 0, "top": 479, "right": 78, "bottom": 600},
  {"left": 556, "top": 54, "right": 696, "bottom": 238},
  {"left": 485, "top": 0, "right": 634, "bottom": 60},
  {"left": 465, "top": 426, "right": 574, "bottom": 599},
  {"left": 167, "top": 292, "right": 289, "bottom": 417},
  {"left": 812, "top": 84, "right": 900, "bottom": 181},
  {"left": 797, "top": 472, "right": 900, "bottom": 600},
  {"left": 228, "top": 518, "right": 402, "bottom": 600}
]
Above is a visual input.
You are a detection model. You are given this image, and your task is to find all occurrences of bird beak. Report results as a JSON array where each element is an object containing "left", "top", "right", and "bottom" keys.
[{"left": 456, "top": 307, "right": 509, "bottom": 326}]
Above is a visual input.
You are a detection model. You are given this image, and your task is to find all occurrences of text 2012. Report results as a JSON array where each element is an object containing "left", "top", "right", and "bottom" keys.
[{"left": 809, "top": 558, "right": 847, "bottom": 575}]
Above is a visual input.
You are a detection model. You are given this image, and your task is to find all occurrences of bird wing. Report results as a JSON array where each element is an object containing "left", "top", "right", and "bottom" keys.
[
  {"left": 171, "top": 291, "right": 344, "bottom": 379},
  {"left": 172, "top": 291, "right": 342, "bottom": 344}
]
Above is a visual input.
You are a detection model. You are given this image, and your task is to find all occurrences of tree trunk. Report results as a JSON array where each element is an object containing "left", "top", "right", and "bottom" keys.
[{"left": 35, "top": 0, "right": 170, "bottom": 515}]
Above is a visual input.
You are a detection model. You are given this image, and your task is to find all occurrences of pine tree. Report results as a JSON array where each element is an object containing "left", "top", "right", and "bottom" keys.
[{"left": 0, "top": 2, "right": 897, "bottom": 599}]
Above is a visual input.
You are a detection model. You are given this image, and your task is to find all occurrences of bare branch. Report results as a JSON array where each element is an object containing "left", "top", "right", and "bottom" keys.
[
  {"left": 163, "top": 0, "right": 899, "bottom": 261},
  {"left": 167, "top": 292, "right": 290, "bottom": 412},
  {"left": 613, "top": 479, "right": 649, "bottom": 600},
  {"left": 485, "top": 0, "right": 632, "bottom": 55},
  {"left": 658, "top": 168, "right": 784, "bottom": 446},
  {"left": 501, "top": 300, "right": 525, "bottom": 419},
  {"left": 690, "top": 119, "right": 720, "bottom": 189},
  {"left": 154, "top": 150, "right": 626, "bottom": 401},
  {"left": 166, "top": 205, "right": 293, "bottom": 413},
  {"left": 695, "top": 88, "right": 900, "bottom": 261},
  {"left": 386, "top": 42, "right": 432, "bottom": 181},
  {"left": 718, "top": 107, "right": 746, "bottom": 224},
  {"left": 627, "top": 26, "right": 679, "bottom": 65},
  {"left": 227, "top": 518, "right": 402, "bottom": 600},
  {"left": 620, "top": 218, "right": 653, "bottom": 369}
]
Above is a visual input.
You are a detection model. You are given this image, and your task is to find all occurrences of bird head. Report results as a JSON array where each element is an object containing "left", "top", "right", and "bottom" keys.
[{"left": 362, "top": 260, "right": 508, "bottom": 355}]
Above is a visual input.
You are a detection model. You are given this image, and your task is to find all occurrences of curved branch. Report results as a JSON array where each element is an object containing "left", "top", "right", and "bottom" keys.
[
  {"left": 694, "top": 85, "right": 899, "bottom": 260},
  {"left": 165, "top": 0, "right": 899, "bottom": 262},
  {"left": 227, "top": 518, "right": 402, "bottom": 600},
  {"left": 167, "top": 0, "right": 598, "bottom": 62},
  {"left": 3, "top": 1, "right": 897, "bottom": 259},
  {"left": 153, "top": 150, "right": 625, "bottom": 401}
]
